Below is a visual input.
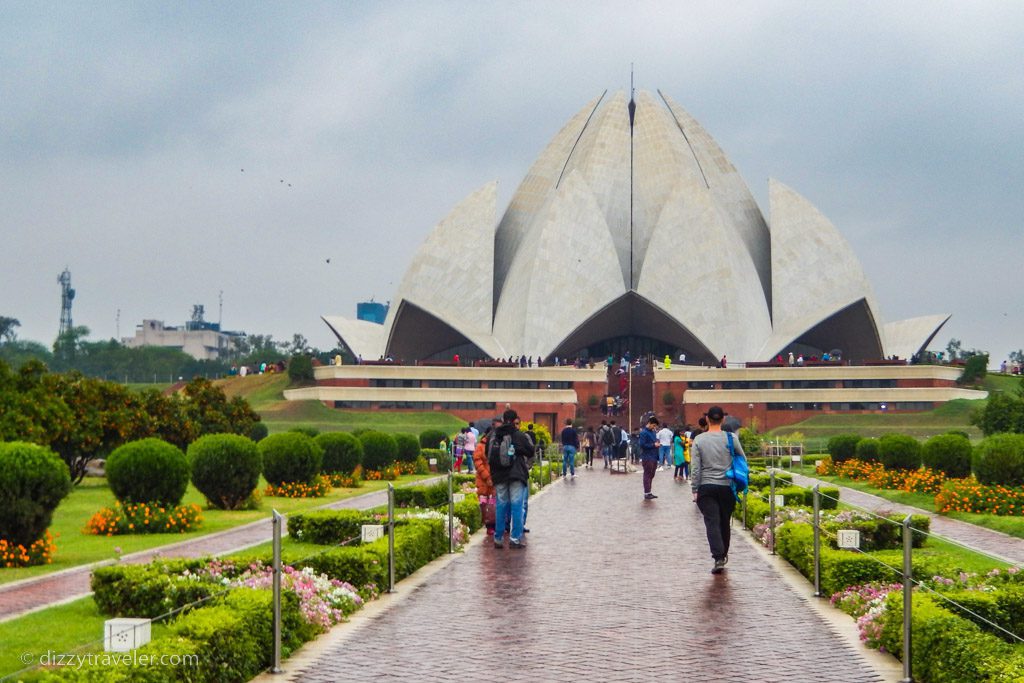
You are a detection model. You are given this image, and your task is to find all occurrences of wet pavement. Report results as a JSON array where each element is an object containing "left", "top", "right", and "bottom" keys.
[{"left": 285, "top": 464, "right": 884, "bottom": 683}]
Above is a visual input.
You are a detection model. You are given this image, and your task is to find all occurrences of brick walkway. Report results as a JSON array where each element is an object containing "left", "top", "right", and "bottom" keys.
[
  {"left": 285, "top": 466, "right": 884, "bottom": 683},
  {"left": 790, "top": 473, "right": 1024, "bottom": 565},
  {"left": 0, "top": 481, "right": 436, "bottom": 622}
]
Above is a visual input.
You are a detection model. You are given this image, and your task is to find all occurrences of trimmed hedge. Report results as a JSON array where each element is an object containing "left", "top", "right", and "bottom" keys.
[
  {"left": 0, "top": 441, "right": 72, "bottom": 547},
  {"left": 419, "top": 429, "right": 448, "bottom": 449},
  {"left": 827, "top": 434, "right": 861, "bottom": 463},
  {"left": 288, "top": 509, "right": 368, "bottom": 545},
  {"left": 394, "top": 481, "right": 449, "bottom": 508},
  {"left": 773, "top": 485, "right": 840, "bottom": 510},
  {"left": 855, "top": 437, "right": 880, "bottom": 463},
  {"left": 315, "top": 432, "right": 363, "bottom": 475},
  {"left": 748, "top": 471, "right": 793, "bottom": 489},
  {"left": 259, "top": 432, "right": 323, "bottom": 487},
  {"left": 393, "top": 433, "right": 421, "bottom": 464},
  {"left": 422, "top": 448, "right": 451, "bottom": 473},
  {"left": 879, "top": 592, "right": 1024, "bottom": 683},
  {"left": 974, "top": 433, "right": 1024, "bottom": 487},
  {"left": 359, "top": 431, "right": 398, "bottom": 472},
  {"left": 921, "top": 433, "right": 972, "bottom": 478},
  {"left": 878, "top": 433, "right": 922, "bottom": 471},
  {"left": 106, "top": 438, "right": 190, "bottom": 507},
  {"left": 188, "top": 434, "right": 262, "bottom": 510},
  {"left": 92, "top": 558, "right": 216, "bottom": 618}
]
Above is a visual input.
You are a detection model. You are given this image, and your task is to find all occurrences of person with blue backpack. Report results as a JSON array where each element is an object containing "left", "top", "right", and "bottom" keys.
[{"left": 691, "top": 406, "right": 748, "bottom": 574}]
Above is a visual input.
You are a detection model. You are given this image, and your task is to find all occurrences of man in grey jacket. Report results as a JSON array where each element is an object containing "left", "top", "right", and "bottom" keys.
[{"left": 691, "top": 406, "right": 745, "bottom": 574}]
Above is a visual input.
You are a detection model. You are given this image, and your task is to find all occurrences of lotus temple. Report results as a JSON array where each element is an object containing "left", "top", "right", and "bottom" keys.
[{"left": 285, "top": 89, "right": 986, "bottom": 431}]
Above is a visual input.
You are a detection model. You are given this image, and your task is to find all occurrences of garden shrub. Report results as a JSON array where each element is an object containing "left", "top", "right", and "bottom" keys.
[
  {"left": 393, "top": 432, "right": 421, "bottom": 464},
  {"left": 854, "top": 437, "right": 880, "bottom": 463},
  {"left": 394, "top": 482, "right": 449, "bottom": 508},
  {"left": 315, "top": 432, "right": 363, "bottom": 474},
  {"left": 248, "top": 421, "right": 269, "bottom": 442},
  {"left": 419, "top": 429, "right": 447, "bottom": 449},
  {"left": 878, "top": 433, "right": 922, "bottom": 471},
  {"left": 105, "top": 438, "right": 190, "bottom": 507},
  {"left": 259, "top": 432, "right": 323, "bottom": 487},
  {"left": 737, "top": 427, "right": 761, "bottom": 458},
  {"left": 878, "top": 592, "right": 1024, "bottom": 683},
  {"left": 422, "top": 448, "right": 451, "bottom": 472},
  {"left": 85, "top": 502, "right": 203, "bottom": 535},
  {"left": 413, "top": 455, "right": 430, "bottom": 474},
  {"left": 774, "top": 486, "right": 840, "bottom": 510},
  {"left": 974, "top": 433, "right": 1024, "bottom": 486},
  {"left": 358, "top": 431, "right": 398, "bottom": 472},
  {"left": 0, "top": 441, "right": 72, "bottom": 547},
  {"left": 188, "top": 434, "right": 262, "bottom": 510},
  {"left": 921, "top": 433, "right": 972, "bottom": 478},
  {"left": 287, "top": 354, "right": 315, "bottom": 383},
  {"left": 289, "top": 509, "right": 369, "bottom": 545},
  {"left": 92, "top": 559, "right": 214, "bottom": 617},
  {"left": 827, "top": 434, "right": 861, "bottom": 463},
  {"left": 747, "top": 471, "right": 793, "bottom": 489},
  {"left": 288, "top": 426, "right": 320, "bottom": 438}
]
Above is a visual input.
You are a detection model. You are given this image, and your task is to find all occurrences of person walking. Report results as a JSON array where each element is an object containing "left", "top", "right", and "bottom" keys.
[
  {"left": 639, "top": 416, "right": 660, "bottom": 500},
  {"left": 599, "top": 420, "right": 614, "bottom": 468},
  {"left": 560, "top": 418, "right": 579, "bottom": 478},
  {"left": 463, "top": 426, "right": 477, "bottom": 473},
  {"left": 691, "top": 406, "right": 745, "bottom": 574},
  {"left": 473, "top": 419, "right": 501, "bottom": 538},
  {"left": 582, "top": 426, "right": 596, "bottom": 468},
  {"left": 656, "top": 423, "right": 673, "bottom": 470},
  {"left": 673, "top": 429, "right": 688, "bottom": 481},
  {"left": 454, "top": 428, "right": 467, "bottom": 473},
  {"left": 489, "top": 409, "right": 535, "bottom": 549}
]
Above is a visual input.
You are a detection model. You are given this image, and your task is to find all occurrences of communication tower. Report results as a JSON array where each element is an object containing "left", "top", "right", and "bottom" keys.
[{"left": 58, "top": 268, "right": 75, "bottom": 337}]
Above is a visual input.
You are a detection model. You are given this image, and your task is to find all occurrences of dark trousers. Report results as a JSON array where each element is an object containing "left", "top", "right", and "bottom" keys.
[
  {"left": 642, "top": 459, "right": 658, "bottom": 494},
  {"left": 696, "top": 484, "right": 736, "bottom": 560},
  {"left": 584, "top": 446, "right": 594, "bottom": 466}
]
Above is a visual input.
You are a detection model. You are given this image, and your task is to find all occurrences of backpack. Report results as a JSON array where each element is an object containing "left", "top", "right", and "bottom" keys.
[
  {"left": 612, "top": 425, "right": 623, "bottom": 444},
  {"left": 489, "top": 432, "right": 516, "bottom": 468},
  {"left": 725, "top": 432, "right": 749, "bottom": 500},
  {"left": 600, "top": 426, "right": 614, "bottom": 446}
]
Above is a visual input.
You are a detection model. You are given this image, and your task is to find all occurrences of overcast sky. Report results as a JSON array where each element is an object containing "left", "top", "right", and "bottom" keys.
[{"left": 2, "top": 2, "right": 1021, "bottom": 364}]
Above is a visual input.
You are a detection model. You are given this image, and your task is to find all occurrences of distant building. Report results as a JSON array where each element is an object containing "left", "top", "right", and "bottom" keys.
[
  {"left": 356, "top": 300, "right": 389, "bottom": 325},
  {"left": 123, "top": 310, "right": 245, "bottom": 361}
]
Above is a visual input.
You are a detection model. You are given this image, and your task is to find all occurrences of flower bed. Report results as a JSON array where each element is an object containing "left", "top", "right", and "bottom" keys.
[
  {"left": 818, "top": 456, "right": 1024, "bottom": 516},
  {"left": 264, "top": 477, "right": 331, "bottom": 498},
  {"left": 84, "top": 502, "right": 203, "bottom": 535},
  {"left": 0, "top": 531, "right": 56, "bottom": 568}
]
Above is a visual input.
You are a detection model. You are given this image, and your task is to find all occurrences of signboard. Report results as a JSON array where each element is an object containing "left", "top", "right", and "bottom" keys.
[
  {"left": 452, "top": 493, "right": 466, "bottom": 503},
  {"left": 428, "top": 458, "right": 438, "bottom": 466},
  {"left": 837, "top": 529, "right": 861, "bottom": 549},
  {"left": 791, "top": 455, "right": 802, "bottom": 463},
  {"left": 773, "top": 495, "right": 785, "bottom": 507},
  {"left": 361, "top": 524, "right": 385, "bottom": 543}
]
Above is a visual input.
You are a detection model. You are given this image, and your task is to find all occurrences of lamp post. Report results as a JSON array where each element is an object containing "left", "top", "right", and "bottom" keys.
[{"left": 748, "top": 402, "right": 754, "bottom": 428}]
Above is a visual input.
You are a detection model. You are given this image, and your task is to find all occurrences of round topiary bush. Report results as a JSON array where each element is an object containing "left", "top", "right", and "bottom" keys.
[
  {"left": 922, "top": 433, "right": 972, "bottom": 478},
  {"left": 289, "top": 426, "right": 320, "bottom": 438},
  {"left": 394, "top": 433, "right": 421, "bottom": 464},
  {"left": 249, "top": 422, "right": 269, "bottom": 442},
  {"left": 878, "top": 434, "right": 923, "bottom": 471},
  {"left": 315, "top": 432, "right": 363, "bottom": 474},
  {"left": 359, "top": 431, "right": 398, "bottom": 472},
  {"left": 419, "top": 429, "right": 447, "bottom": 449},
  {"left": 0, "top": 442, "right": 72, "bottom": 547},
  {"left": 973, "top": 434, "right": 1024, "bottom": 486},
  {"left": 259, "top": 432, "right": 323, "bottom": 487},
  {"left": 855, "top": 438, "right": 880, "bottom": 463},
  {"left": 106, "top": 438, "right": 190, "bottom": 506},
  {"left": 187, "top": 434, "right": 262, "bottom": 510},
  {"left": 827, "top": 434, "right": 861, "bottom": 463}
]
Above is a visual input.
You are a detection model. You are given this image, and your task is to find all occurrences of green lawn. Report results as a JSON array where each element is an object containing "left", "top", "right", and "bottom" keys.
[
  {"left": 0, "top": 475, "right": 433, "bottom": 586},
  {"left": 0, "top": 595, "right": 176, "bottom": 680},
  {"left": 214, "top": 374, "right": 467, "bottom": 435},
  {"left": 767, "top": 399, "right": 984, "bottom": 451}
]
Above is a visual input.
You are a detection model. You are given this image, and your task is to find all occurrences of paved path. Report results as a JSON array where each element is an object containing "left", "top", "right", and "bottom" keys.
[
  {"left": 285, "top": 466, "right": 884, "bottom": 683},
  {"left": 790, "top": 473, "right": 1024, "bottom": 565},
  {"left": 0, "top": 480, "right": 439, "bottom": 622}
]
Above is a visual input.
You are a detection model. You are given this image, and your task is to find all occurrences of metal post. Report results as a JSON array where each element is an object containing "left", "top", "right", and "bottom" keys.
[
  {"left": 769, "top": 470, "right": 777, "bottom": 555},
  {"left": 546, "top": 446, "right": 552, "bottom": 485},
  {"left": 812, "top": 485, "right": 822, "bottom": 597},
  {"left": 387, "top": 484, "right": 396, "bottom": 593},
  {"left": 901, "top": 514, "right": 914, "bottom": 683},
  {"left": 742, "top": 490, "right": 747, "bottom": 529},
  {"left": 271, "top": 509, "right": 283, "bottom": 674},
  {"left": 537, "top": 446, "right": 543, "bottom": 489},
  {"left": 447, "top": 471, "right": 454, "bottom": 554}
]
